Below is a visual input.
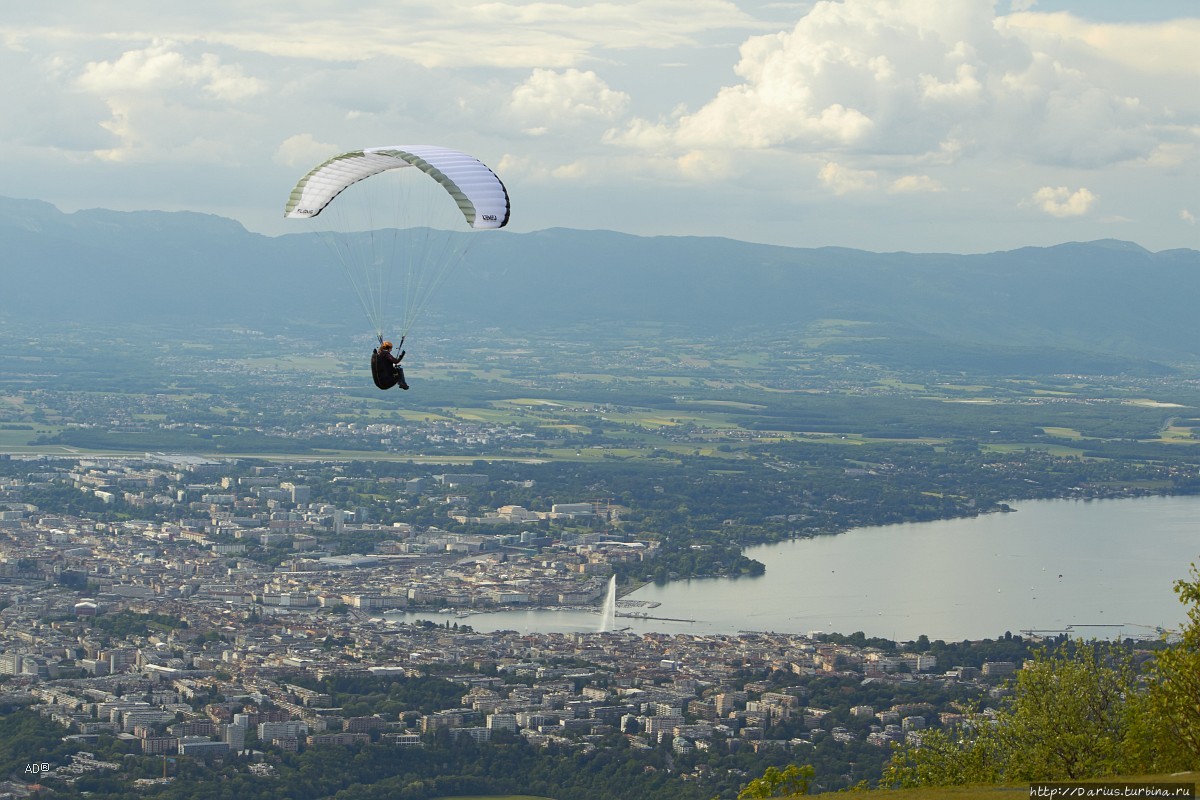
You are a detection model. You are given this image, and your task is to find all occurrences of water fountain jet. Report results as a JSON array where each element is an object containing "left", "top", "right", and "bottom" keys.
[{"left": 598, "top": 575, "right": 617, "bottom": 632}]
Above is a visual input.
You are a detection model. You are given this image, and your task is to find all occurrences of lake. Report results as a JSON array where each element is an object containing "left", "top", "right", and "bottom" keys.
[{"left": 387, "top": 495, "right": 1200, "bottom": 641}]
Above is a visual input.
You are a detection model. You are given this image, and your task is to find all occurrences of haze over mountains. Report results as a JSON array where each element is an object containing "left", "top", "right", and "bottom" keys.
[{"left": 3, "top": 196, "right": 1198, "bottom": 374}]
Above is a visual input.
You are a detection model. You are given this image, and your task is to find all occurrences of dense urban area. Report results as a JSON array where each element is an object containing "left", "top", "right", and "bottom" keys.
[{"left": 0, "top": 451, "right": 1081, "bottom": 800}]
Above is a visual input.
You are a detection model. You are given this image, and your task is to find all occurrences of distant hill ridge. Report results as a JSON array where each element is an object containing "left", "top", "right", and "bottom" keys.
[{"left": 3, "top": 196, "right": 1199, "bottom": 370}]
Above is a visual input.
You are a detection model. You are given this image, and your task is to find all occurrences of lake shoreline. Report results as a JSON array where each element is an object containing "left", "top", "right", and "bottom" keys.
[{"left": 390, "top": 495, "right": 1199, "bottom": 641}]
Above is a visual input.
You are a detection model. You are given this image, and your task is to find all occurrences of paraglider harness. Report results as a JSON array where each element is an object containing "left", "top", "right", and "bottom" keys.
[{"left": 371, "top": 335, "right": 408, "bottom": 390}]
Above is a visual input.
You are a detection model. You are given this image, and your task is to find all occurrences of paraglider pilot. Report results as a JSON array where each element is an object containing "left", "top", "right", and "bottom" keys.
[{"left": 371, "top": 338, "right": 409, "bottom": 390}]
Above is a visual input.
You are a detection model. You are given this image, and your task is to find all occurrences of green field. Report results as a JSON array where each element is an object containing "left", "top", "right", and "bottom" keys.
[{"left": 5, "top": 324, "right": 1200, "bottom": 467}]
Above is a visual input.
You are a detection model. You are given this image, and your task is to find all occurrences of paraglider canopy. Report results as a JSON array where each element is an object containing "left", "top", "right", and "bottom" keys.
[
  {"left": 285, "top": 145, "right": 510, "bottom": 228},
  {"left": 284, "top": 145, "right": 510, "bottom": 340}
]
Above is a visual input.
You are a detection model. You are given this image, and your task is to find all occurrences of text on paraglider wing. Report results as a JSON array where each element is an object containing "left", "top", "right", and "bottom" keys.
[{"left": 481, "top": 214, "right": 498, "bottom": 221}]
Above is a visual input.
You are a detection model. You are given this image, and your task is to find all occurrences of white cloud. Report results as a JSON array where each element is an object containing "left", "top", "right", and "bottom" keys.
[
  {"left": 510, "top": 69, "right": 630, "bottom": 131},
  {"left": 172, "top": 0, "right": 766, "bottom": 70},
  {"left": 1143, "top": 142, "right": 1196, "bottom": 168},
  {"left": 78, "top": 40, "right": 262, "bottom": 101},
  {"left": 1182, "top": 209, "right": 1196, "bottom": 226},
  {"left": 616, "top": 0, "right": 1185, "bottom": 184},
  {"left": 819, "top": 161, "right": 876, "bottom": 194},
  {"left": 1002, "top": 12, "right": 1200, "bottom": 78},
  {"left": 0, "top": 34, "right": 113, "bottom": 152},
  {"left": 274, "top": 134, "right": 339, "bottom": 168},
  {"left": 1030, "top": 185, "right": 1096, "bottom": 217},
  {"left": 919, "top": 62, "right": 983, "bottom": 103},
  {"left": 890, "top": 174, "right": 944, "bottom": 193},
  {"left": 675, "top": 149, "right": 736, "bottom": 180},
  {"left": 70, "top": 40, "right": 265, "bottom": 163},
  {"left": 550, "top": 161, "right": 589, "bottom": 180},
  {"left": 621, "top": 0, "right": 1019, "bottom": 157}
]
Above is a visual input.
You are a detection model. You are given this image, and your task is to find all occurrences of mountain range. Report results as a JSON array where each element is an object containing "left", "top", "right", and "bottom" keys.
[{"left": 3, "top": 195, "right": 1198, "bottom": 374}]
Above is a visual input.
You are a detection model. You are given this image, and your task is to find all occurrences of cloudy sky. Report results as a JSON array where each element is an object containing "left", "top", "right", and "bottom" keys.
[{"left": 2, "top": 0, "right": 1198, "bottom": 253}]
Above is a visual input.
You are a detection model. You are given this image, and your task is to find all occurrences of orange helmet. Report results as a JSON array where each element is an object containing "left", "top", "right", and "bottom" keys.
[{"left": 380, "top": 341, "right": 393, "bottom": 350}]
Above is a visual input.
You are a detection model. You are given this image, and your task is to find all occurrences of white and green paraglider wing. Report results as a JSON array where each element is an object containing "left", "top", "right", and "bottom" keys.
[
  {"left": 283, "top": 144, "right": 511, "bottom": 338},
  {"left": 284, "top": 145, "right": 509, "bottom": 229}
]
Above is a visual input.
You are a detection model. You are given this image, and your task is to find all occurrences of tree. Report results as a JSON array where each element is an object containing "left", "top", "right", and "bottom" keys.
[
  {"left": 1133, "top": 564, "right": 1200, "bottom": 772},
  {"left": 883, "top": 641, "right": 1139, "bottom": 786},
  {"left": 1000, "top": 641, "right": 1136, "bottom": 779},
  {"left": 882, "top": 722, "right": 1006, "bottom": 788},
  {"left": 738, "top": 764, "right": 815, "bottom": 798}
]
